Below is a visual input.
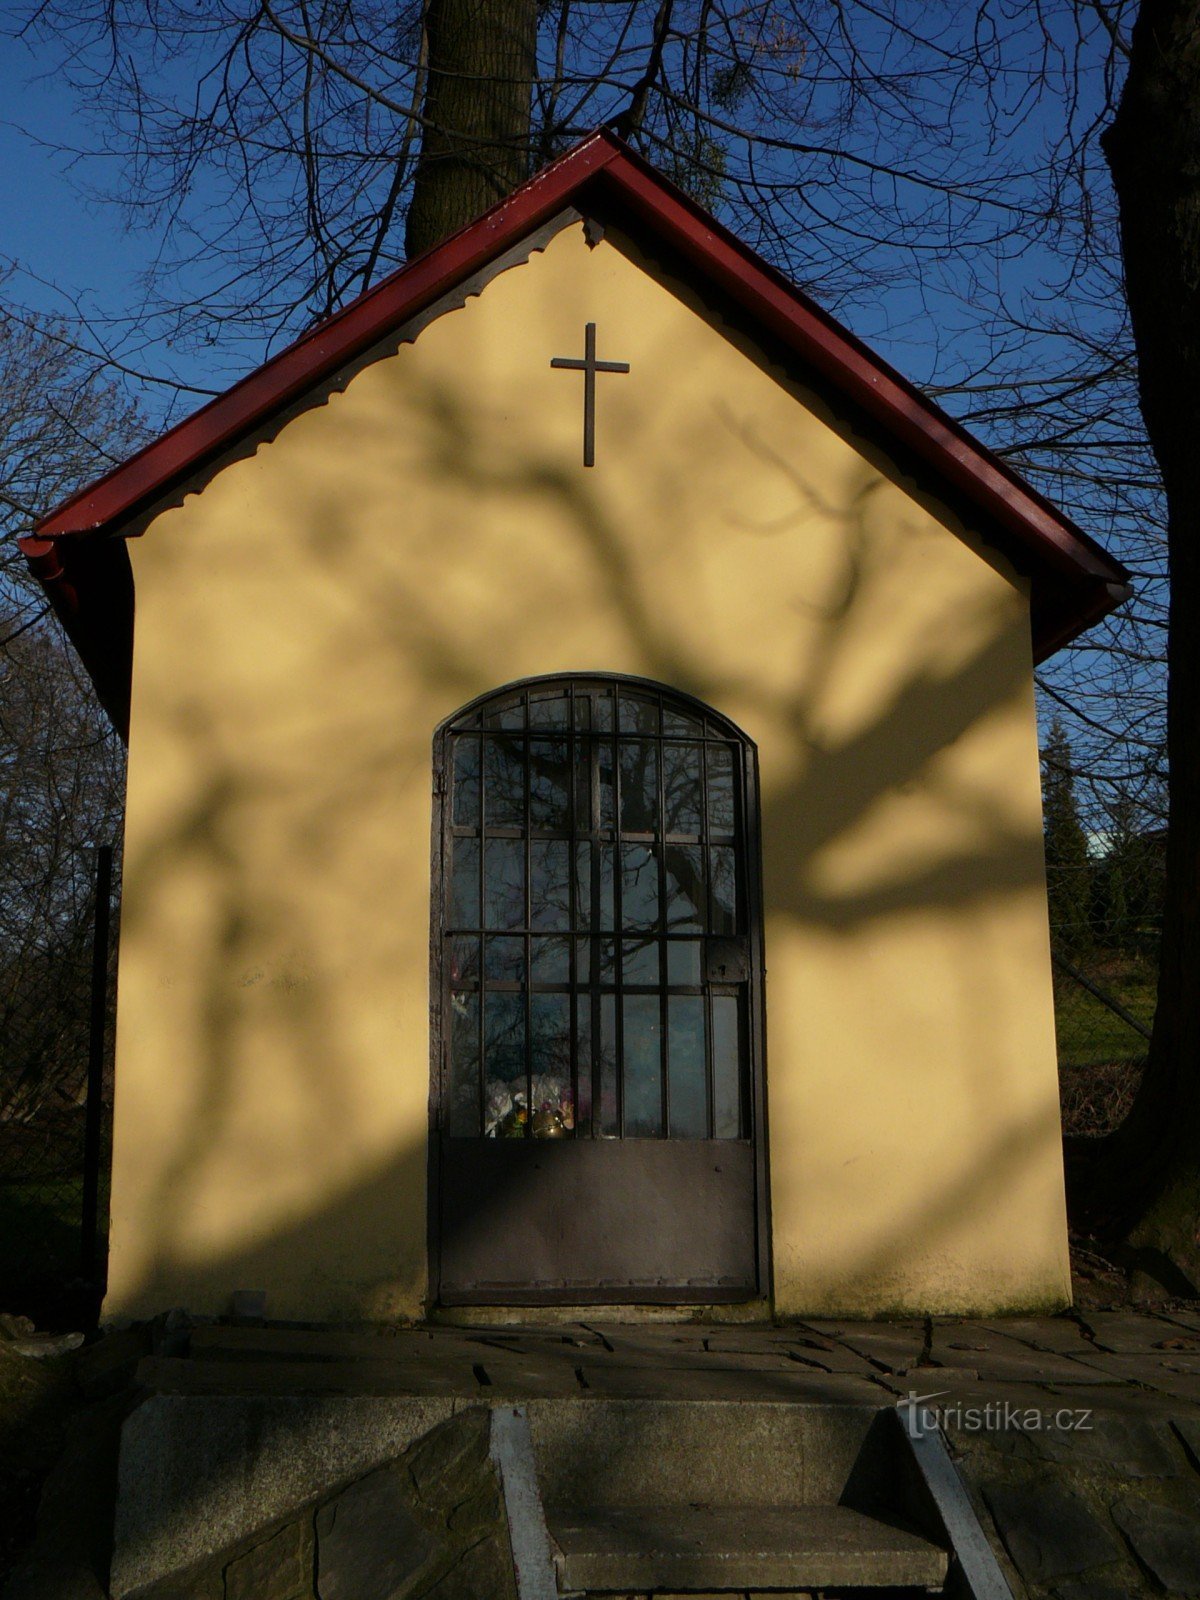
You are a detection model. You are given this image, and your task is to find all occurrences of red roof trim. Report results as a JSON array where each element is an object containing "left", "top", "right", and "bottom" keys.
[
  {"left": 35, "top": 133, "right": 621, "bottom": 541},
  {"left": 31, "top": 127, "right": 1128, "bottom": 680},
  {"left": 589, "top": 146, "right": 1120, "bottom": 584}
]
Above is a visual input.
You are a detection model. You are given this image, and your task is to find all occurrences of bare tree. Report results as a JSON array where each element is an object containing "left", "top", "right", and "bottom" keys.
[
  {"left": 1085, "top": 0, "right": 1200, "bottom": 1289},
  {"left": 0, "top": 302, "right": 144, "bottom": 1122},
  {"left": 6, "top": 3, "right": 1159, "bottom": 758}
]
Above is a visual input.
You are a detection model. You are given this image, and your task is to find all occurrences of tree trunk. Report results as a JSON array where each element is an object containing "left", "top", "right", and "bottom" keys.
[
  {"left": 1094, "top": 0, "right": 1200, "bottom": 1290},
  {"left": 404, "top": 0, "right": 538, "bottom": 259}
]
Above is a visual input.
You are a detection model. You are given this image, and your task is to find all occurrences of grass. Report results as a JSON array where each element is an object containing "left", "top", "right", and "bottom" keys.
[
  {"left": 1053, "top": 952, "right": 1155, "bottom": 1137},
  {"left": 1052, "top": 954, "right": 1156, "bottom": 1070}
]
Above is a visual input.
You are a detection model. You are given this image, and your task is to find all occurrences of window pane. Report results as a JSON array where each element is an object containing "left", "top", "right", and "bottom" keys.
[
  {"left": 708, "top": 745, "right": 736, "bottom": 835},
  {"left": 485, "top": 935, "right": 524, "bottom": 984},
  {"left": 485, "top": 701, "right": 524, "bottom": 730},
  {"left": 619, "top": 740, "right": 658, "bottom": 832},
  {"left": 530, "top": 994, "right": 572, "bottom": 1136},
  {"left": 666, "top": 939, "right": 702, "bottom": 985},
  {"left": 668, "top": 996, "right": 707, "bottom": 1139},
  {"left": 484, "top": 838, "right": 524, "bottom": 929},
  {"left": 529, "top": 738, "right": 569, "bottom": 830},
  {"left": 620, "top": 843, "right": 659, "bottom": 930},
  {"left": 664, "top": 845, "right": 704, "bottom": 933},
  {"left": 663, "top": 707, "right": 704, "bottom": 737},
  {"left": 599, "top": 994, "right": 618, "bottom": 1136},
  {"left": 597, "top": 843, "right": 615, "bottom": 930},
  {"left": 484, "top": 735, "right": 525, "bottom": 826},
  {"left": 528, "top": 694, "right": 569, "bottom": 729},
  {"left": 484, "top": 992, "right": 526, "bottom": 1136},
  {"left": 574, "top": 842, "right": 592, "bottom": 928},
  {"left": 574, "top": 741, "right": 592, "bottom": 831},
  {"left": 448, "top": 993, "right": 480, "bottom": 1136},
  {"left": 447, "top": 681, "right": 754, "bottom": 1151},
  {"left": 530, "top": 839, "right": 571, "bottom": 930},
  {"left": 448, "top": 935, "right": 479, "bottom": 984},
  {"left": 662, "top": 743, "right": 703, "bottom": 835},
  {"left": 622, "top": 938, "right": 659, "bottom": 986},
  {"left": 623, "top": 995, "right": 662, "bottom": 1136},
  {"left": 713, "top": 995, "right": 742, "bottom": 1138},
  {"left": 597, "top": 937, "right": 617, "bottom": 985},
  {"left": 575, "top": 994, "right": 593, "bottom": 1136},
  {"left": 451, "top": 838, "right": 480, "bottom": 929},
  {"left": 531, "top": 935, "right": 570, "bottom": 983},
  {"left": 710, "top": 846, "right": 738, "bottom": 934},
  {"left": 452, "top": 736, "right": 480, "bottom": 827},
  {"left": 598, "top": 741, "right": 616, "bottom": 830},
  {"left": 619, "top": 693, "right": 658, "bottom": 734}
]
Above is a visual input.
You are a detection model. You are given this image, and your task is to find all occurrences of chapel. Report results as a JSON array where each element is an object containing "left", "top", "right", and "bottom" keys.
[{"left": 23, "top": 131, "right": 1130, "bottom": 1324}]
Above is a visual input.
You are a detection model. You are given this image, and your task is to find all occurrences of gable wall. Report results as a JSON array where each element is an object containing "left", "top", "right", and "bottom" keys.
[{"left": 107, "top": 221, "right": 1069, "bottom": 1320}]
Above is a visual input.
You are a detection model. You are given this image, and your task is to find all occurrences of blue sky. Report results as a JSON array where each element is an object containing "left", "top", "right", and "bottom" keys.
[
  {"left": 0, "top": 8, "right": 1121, "bottom": 427},
  {"left": 0, "top": 35, "right": 220, "bottom": 410},
  {"left": 1, "top": 45, "right": 132, "bottom": 319}
]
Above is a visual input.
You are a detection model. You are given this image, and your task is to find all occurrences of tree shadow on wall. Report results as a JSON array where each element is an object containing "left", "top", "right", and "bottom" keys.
[{"left": 112, "top": 330, "right": 1059, "bottom": 1322}]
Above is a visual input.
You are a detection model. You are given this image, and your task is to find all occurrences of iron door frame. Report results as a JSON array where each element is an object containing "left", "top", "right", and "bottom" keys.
[{"left": 426, "top": 671, "right": 771, "bottom": 1308}]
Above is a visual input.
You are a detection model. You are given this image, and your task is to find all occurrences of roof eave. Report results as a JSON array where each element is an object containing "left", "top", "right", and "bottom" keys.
[
  {"left": 28, "top": 126, "right": 1130, "bottom": 704},
  {"left": 34, "top": 131, "right": 625, "bottom": 543}
]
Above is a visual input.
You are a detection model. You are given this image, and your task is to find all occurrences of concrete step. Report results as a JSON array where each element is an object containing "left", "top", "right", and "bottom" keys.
[
  {"left": 526, "top": 1397, "right": 879, "bottom": 1507},
  {"left": 545, "top": 1501, "right": 949, "bottom": 1592}
]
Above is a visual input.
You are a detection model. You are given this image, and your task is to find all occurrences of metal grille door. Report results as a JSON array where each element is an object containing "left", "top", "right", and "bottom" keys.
[{"left": 432, "top": 676, "right": 766, "bottom": 1304}]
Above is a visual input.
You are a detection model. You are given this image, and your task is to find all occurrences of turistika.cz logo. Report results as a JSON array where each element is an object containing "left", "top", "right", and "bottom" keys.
[{"left": 899, "top": 1389, "right": 1093, "bottom": 1437}]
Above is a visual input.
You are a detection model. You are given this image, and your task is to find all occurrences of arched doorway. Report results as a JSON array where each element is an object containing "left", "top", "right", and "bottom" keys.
[{"left": 430, "top": 675, "right": 768, "bottom": 1304}]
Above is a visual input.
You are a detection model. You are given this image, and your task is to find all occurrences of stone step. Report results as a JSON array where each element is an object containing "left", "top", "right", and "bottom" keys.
[
  {"left": 134, "top": 1353, "right": 481, "bottom": 1396},
  {"left": 545, "top": 1502, "right": 949, "bottom": 1592},
  {"left": 527, "top": 1397, "right": 878, "bottom": 1507}
]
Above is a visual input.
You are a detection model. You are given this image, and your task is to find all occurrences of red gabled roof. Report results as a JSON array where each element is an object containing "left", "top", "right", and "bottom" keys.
[{"left": 24, "top": 128, "right": 1130, "bottom": 736}]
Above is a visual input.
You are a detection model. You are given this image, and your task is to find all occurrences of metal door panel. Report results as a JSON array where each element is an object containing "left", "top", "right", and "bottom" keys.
[{"left": 438, "top": 1137, "right": 757, "bottom": 1302}]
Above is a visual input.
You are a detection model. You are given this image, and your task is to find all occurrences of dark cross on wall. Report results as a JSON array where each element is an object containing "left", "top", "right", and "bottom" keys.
[{"left": 550, "top": 323, "right": 631, "bottom": 467}]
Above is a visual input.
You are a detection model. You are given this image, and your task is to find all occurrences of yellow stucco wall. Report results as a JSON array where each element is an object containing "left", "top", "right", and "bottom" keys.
[{"left": 107, "top": 219, "right": 1070, "bottom": 1322}]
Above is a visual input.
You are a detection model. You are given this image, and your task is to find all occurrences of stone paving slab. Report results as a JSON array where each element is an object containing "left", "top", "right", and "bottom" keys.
[
  {"left": 972, "top": 1412, "right": 1186, "bottom": 1476},
  {"left": 1033, "top": 1383, "right": 1186, "bottom": 1417},
  {"left": 696, "top": 1329, "right": 829, "bottom": 1351},
  {"left": 1079, "top": 1311, "right": 1200, "bottom": 1354},
  {"left": 550, "top": 1341, "right": 754, "bottom": 1372},
  {"left": 884, "top": 1380, "right": 1082, "bottom": 1423},
  {"left": 1157, "top": 1307, "right": 1200, "bottom": 1335},
  {"left": 469, "top": 1351, "right": 593, "bottom": 1399},
  {"left": 573, "top": 1363, "right": 888, "bottom": 1404},
  {"left": 1063, "top": 1350, "right": 1200, "bottom": 1397},
  {"left": 456, "top": 1327, "right": 609, "bottom": 1354},
  {"left": 767, "top": 1342, "right": 888, "bottom": 1378},
  {"left": 929, "top": 1324, "right": 1116, "bottom": 1385},
  {"left": 136, "top": 1356, "right": 482, "bottom": 1398},
  {"left": 128, "top": 1315, "right": 1200, "bottom": 1416},
  {"left": 981, "top": 1476, "right": 1123, "bottom": 1584},
  {"left": 799, "top": 1322, "right": 928, "bottom": 1373},
  {"left": 1111, "top": 1491, "right": 1200, "bottom": 1593},
  {"left": 982, "top": 1317, "right": 1094, "bottom": 1355},
  {"left": 583, "top": 1324, "right": 716, "bottom": 1350}
]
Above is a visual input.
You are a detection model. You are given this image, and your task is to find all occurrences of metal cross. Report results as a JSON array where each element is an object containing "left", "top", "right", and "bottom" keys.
[{"left": 550, "top": 322, "right": 630, "bottom": 467}]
